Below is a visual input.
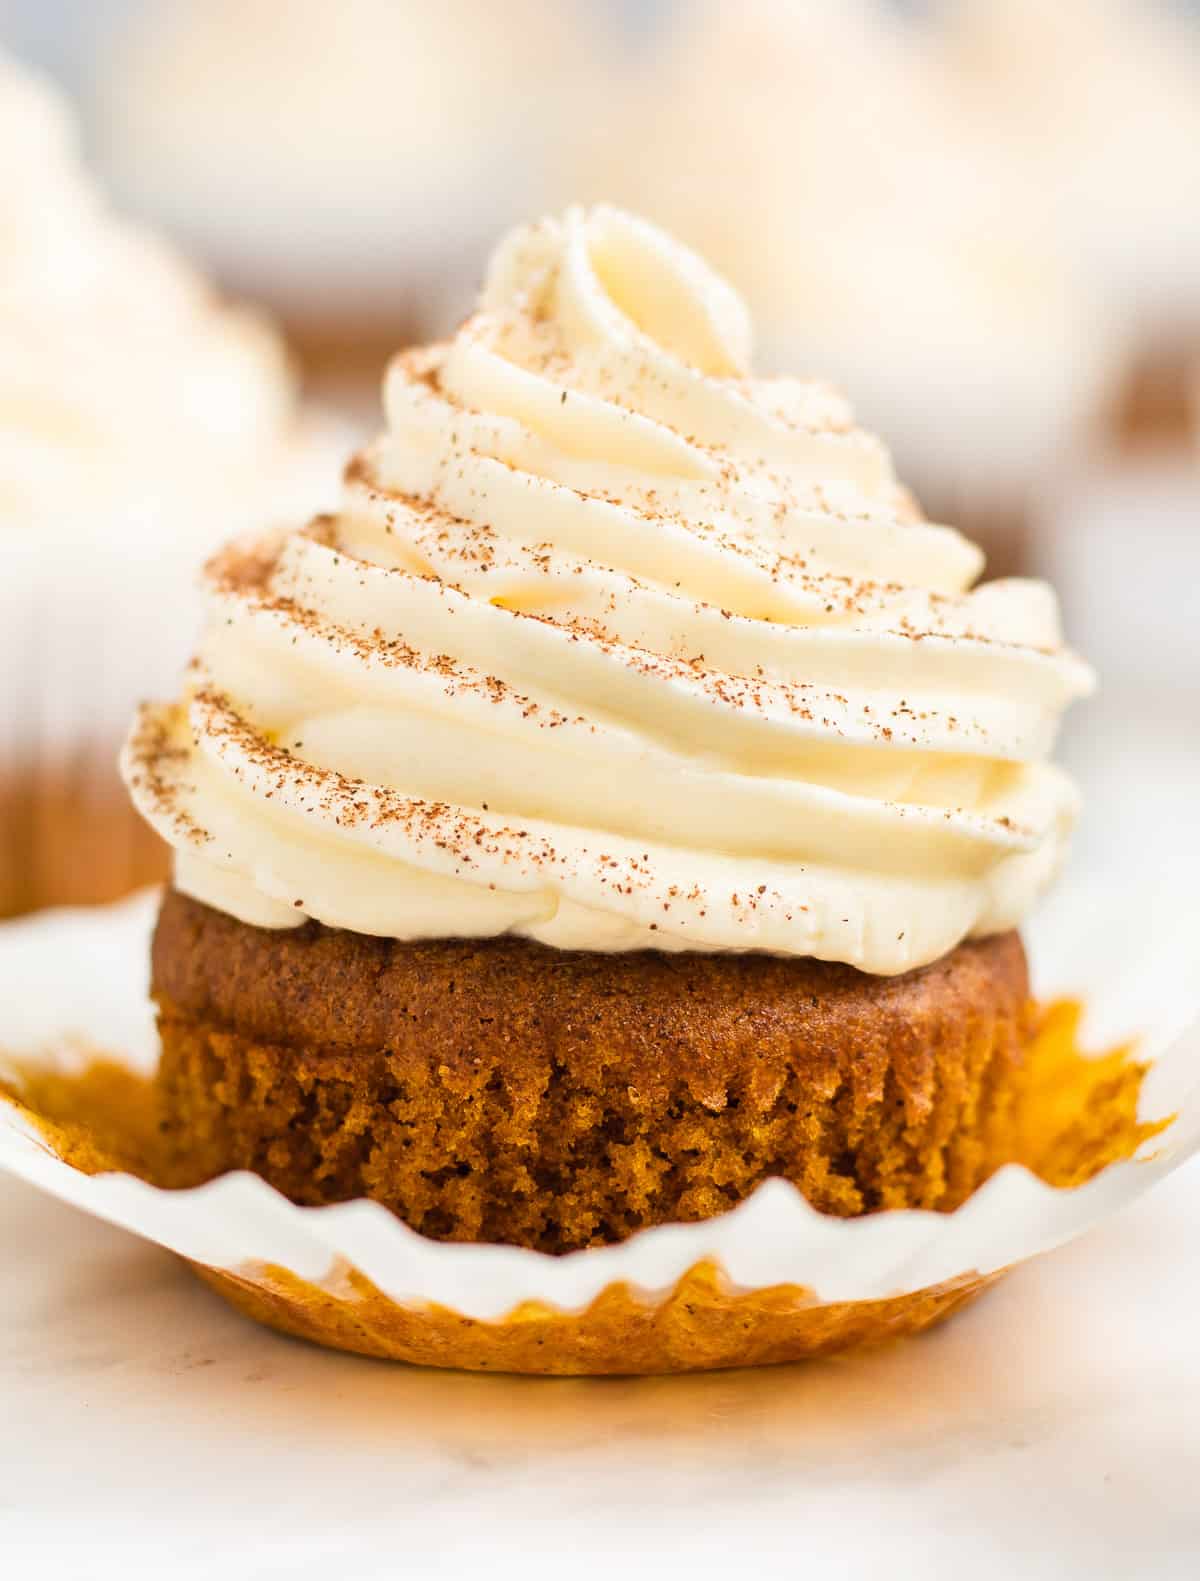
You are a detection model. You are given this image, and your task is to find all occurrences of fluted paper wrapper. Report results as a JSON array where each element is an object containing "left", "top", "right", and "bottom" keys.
[
  {"left": 0, "top": 532, "right": 199, "bottom": 916},
  {"left": 1, "top": 888, "right": 1197, "bottom": 1373}
]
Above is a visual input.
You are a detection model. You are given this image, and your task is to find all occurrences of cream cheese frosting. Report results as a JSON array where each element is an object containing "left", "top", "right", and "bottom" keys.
[
  {"left": 124, "top": 206, "right": 1093, "bottom": 974},
  {"left": 0, "top": 51, "right": 298, "bottom": 528}
]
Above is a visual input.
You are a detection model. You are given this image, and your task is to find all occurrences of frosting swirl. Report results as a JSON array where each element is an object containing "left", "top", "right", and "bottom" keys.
[{"left": 124, "top": 206, "right": 1092, "bottom": 974}]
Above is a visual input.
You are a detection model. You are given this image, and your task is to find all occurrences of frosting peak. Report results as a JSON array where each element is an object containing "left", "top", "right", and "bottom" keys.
[
  {"left": 124, "top": 206, "right": 1092, "bottom": 974},
  {"left": 483, "top": 206, "right": 754, "bottom": 378}
]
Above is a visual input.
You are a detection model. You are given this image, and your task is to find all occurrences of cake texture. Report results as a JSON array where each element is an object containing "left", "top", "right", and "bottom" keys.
[{"left": 152, "top": 889, "right": 1032, "bottom": 1252}]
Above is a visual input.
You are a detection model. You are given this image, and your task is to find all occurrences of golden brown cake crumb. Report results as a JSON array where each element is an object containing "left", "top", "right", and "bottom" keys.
[
  {"left": 151, "top": 889, "right": 1037, "bottom": 1253},
  {"left": 0, "top": 962, "right": 1163, "bottom": 1372}
]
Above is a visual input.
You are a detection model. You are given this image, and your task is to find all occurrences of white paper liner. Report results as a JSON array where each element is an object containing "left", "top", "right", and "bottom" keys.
[
  {"left": 0, "top": 410, "right": 351, "bottom": 769},
  {"left": 1, "top": 888, "right": 1198, "bottom": 1322},
  {"left": 0, "top": 413, "right": 353, "bottom": 916}
]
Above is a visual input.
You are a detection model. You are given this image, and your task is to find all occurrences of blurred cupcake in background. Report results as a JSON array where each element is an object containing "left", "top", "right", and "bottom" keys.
[
  {"left": 0, "top": 51, "right": 346, "bottom": 918},
  {"left": 583, "top": 0, "right": 1125, "bottom": 576},
  {"left": 933, "top": 0, "right": 1200, "bottom": 450},
  {"left": 94, "top": 0, "right": 603, "bottom": 410}
]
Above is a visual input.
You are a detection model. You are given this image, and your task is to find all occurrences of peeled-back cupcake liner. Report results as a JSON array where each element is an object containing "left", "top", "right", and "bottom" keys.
[{"left": 0, "top": 888, "right": 1197, "bottom": 1373}]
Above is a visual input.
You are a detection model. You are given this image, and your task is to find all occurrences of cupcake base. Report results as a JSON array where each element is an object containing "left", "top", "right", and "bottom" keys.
[
  {"left": 0, "top": 758, "right": 168, "bottom": 918},
  {"left": 193, "top": 1257, "right": 999, "bottom": 1375},
  {"left": 0, "top": 892, "right": 1165, "bottom": 1376},
  {"left": 152, "top": 890, "right": 1033, "bottom": 1254},
  {"left": 1106, "top": 341, "right": 1200, "bottom": 451},
  {"left": 907, "top": 486, "right": 1033, "bottom": 581},
  {"left": 950, "top": 503, "right": 1033, "bottom": 583},
  {"left": 280, "top": 306, "right": 420, "bottom": 416}
]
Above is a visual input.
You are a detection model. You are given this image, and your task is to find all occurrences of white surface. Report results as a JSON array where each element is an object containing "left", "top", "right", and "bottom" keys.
[{"left": 1, "top": 1165, "right": 1198, "bottom": 1579}]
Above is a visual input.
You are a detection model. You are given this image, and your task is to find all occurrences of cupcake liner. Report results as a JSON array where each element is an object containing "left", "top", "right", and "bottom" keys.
[
  {"left": 0, "top": 533, "right": 177, "bottom": 913},
  {"left": 1, "top": 889, "right": 1198, "bottom": 1373}
]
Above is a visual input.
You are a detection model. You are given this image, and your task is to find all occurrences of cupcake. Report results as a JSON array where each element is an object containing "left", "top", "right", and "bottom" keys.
[
  {"left": 0, "top": 52, "right": 345, "bottom": 918},
  {"left": 122, "top": 205, "right": 1094, "bottom": 1261},
  {"left": 94, "top": 0, "right": 602, "bottom": 406},
  {"left": 933, "top": 0, "right": 1200, "bottom": 450},
  {"left": 583, "top": 0, "right": 1124, "bottom": 576}
]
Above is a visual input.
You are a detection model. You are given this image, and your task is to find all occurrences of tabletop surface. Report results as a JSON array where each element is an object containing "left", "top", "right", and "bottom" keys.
[{"left": 2, "top": 1161, "right": 1198, "bottom": 1580}]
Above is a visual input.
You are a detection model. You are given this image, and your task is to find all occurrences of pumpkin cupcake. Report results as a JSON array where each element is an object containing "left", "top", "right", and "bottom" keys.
[{"left": 123, "top": 206, "right": 1093, "bottom": 1252}]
